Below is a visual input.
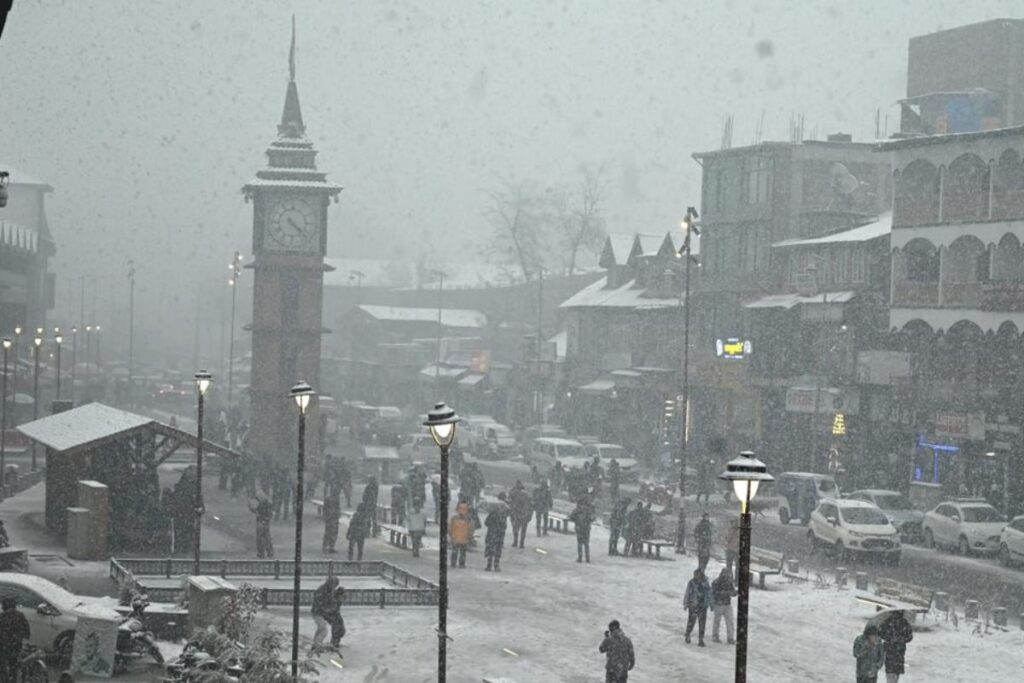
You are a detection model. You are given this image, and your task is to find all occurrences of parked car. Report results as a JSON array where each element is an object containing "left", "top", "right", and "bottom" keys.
[
  {"left": 522, "top": 424, "right": 568, "bottom": 444},
  {"left": 999, "top": 515, "right": 1024, "bottom": 567},
  {"left": 398, "top": 432, "right": 438, "bottom": 465},
  {"left": 921, "top": 498, "right": 1007, "bottom": 555},
  {"left": 583, "top": 443, "right": 639, "bottom": 481},
  {"left": 527, "top": 437, "right": 585, "bottom": 469},
  {"left": 0, "top": 573, "right": 121, "bottom": 660},
  {"left": 464, "top": 422, "right": 518, "bottom": 459},
  {"left": 846, "top": 489, "right": 924, "bottom": 543},
  {"left": 807, "top": 498, "right": 901, "bottom": 564},
  {"left": 776, "top": 472, "right": 840, "bottom": 525}
]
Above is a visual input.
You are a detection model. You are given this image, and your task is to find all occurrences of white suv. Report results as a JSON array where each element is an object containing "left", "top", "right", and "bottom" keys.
[
  {"left": 808, "top": 498, "right": 901, "bottom": 564},
  {"left": 922, "top": 499, "right": 1006, "bottom": 556},
  {"left": 999, "top": 515, "right": 1024, "bottom": 567}
]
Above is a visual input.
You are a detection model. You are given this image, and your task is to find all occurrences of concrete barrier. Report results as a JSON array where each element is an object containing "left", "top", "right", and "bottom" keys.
[
  {"left": 934, "top": 591, "right": 949, "bottom": 612},
  {"left": 965, "top": 599, "right": 980, "bottom": 620},
  {"left": 855, "top": 572, "right": 868, "bottom": 591}
]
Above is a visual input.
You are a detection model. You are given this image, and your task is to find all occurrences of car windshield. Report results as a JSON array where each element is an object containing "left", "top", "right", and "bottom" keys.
[
  {"left": 600, "top": 446, "right": 626, "bottom": 457},
  {"left": 962, "top": 506, "right": 1003, "bottom": 523},
  {"left": 874, "top": 494, "right": 913, "bottom": 510},
  {"left": 558, "top": 444, "right": 584, "bottom": 457},
  {"left": 840, "top": 507, "right": 890, "bottom": 525}
]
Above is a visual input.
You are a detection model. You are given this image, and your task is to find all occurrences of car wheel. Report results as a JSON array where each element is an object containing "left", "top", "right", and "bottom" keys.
[
  {"left": 779, "top": 508, "right": 790, "bottom": 525},
  {"left": 54, "top": 630, "right": 75, "bottom": 665},
  {"left": 923, "top": 528, "right": 935, "bottom": 550},
  {"left": 958, "top": 535, "right": 971, "bottom": 556},
  {"left": 1000, "top": 543, "right": 1012, "bottom": 567}
]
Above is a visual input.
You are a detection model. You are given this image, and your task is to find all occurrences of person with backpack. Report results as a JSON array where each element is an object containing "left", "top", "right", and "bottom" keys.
[
  {"left": 711, "top": 567, "right": 736, "bottom": 644},
  {"left": 346, "top": 502, "right": 372, "bottom": 561}
]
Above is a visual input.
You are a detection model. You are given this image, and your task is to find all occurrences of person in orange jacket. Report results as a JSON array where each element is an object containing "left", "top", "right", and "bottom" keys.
[{"left": 449, "top": 498, "right": 475, "bottom": 568}]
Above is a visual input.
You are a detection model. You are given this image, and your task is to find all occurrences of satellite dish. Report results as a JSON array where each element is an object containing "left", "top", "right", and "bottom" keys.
[{"left": 829, "top": 163, "right": 860, "bottom": 195}]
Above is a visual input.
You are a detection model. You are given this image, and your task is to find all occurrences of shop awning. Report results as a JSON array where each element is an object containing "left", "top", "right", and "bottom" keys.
[
  {"left": 418, "top": 364, "right": 467, "bottom": 380},
  {"left": 577, "top": 379, "right": 616, "bottom": 395}
]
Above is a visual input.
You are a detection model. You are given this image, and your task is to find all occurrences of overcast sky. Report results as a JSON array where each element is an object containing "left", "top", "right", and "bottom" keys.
[{"left": 0, "top": 0, "right": 1022, "bottom": 365}]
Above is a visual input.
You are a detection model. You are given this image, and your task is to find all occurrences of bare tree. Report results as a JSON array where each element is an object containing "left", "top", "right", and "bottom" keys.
[
  {"left": 483, "top": 178, "right": 547, "bottom": 282},
  {"left": 553, "top": 164, "right": 609, "bottom": 276}
]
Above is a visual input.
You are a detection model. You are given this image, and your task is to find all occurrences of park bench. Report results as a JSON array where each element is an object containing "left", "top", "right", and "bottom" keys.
[
  {"left": 0, "top": 548, "right": 27, "bottom": 571},
  {"left": 639, "top": 538, "right": 676, "bottom": 560},
  {"left": 380, "top": 523, "right": 412, "bottom": 551},
  {"left": 748, "top": 547, "right": 784, "bottom": 589},
  {"left": 311, "top": 498, "right": 324, "bottom": 516},
  {"left": 545, "top": 511, "right": 575, "bottom": 534},
  {"left": 856, "top": 577, "right": 932, "bottom": 614}
]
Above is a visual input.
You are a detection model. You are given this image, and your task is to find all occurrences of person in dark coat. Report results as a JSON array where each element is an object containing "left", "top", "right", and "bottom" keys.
[
  {"left": 346, "top": 502, "right": 372, "bottom": 561},
  {"left": 484, "top": 493, "right": 509, "bottom": 572},
  {"left": 310, "top": 577, "right": 340, "bottom": 654},
  {"left": 532, "top": 480, "right": 553, "bottom": 536},
  {"left": 599, "top": 620, "right": 635, "bottom": 683},
  {"left": 362, "top": 477, "right": 380, "bottom": 536},
  {"left": 337, "top": 458, "right": 353, "bottom": 508},
  {"left": 570, "top": 496, "right": 595, "bottom": 563},
  {"left": 696, "top": 457, "right": 714, "bottom": 505},
  {"left": 694, "top": 511, "right": 713, "bottom": 573},
  {"left": 674, "top": 507, "right": 686, "bottom": 555},
  {"left": 0, "top": 596, "right": 29, "bottom": 681},
  {"left": 460, "top": 462, "right": 485, "bottom": 508},
  {"left": 606, "top": 458, "right": 621, "bottom": 501},
  {"left": 248, "top": 493, "right": 274, "bottom": 559},
  {"left": 390, "top": 483, "right": 407, "bottom": 526},
  {"left": 322, "top": 478, "right": 342, "bottom": 554},
  {"left": 508, "top": 481, "right": 533, "bottom": 548},
  {"left": 711, "top": 567, "right": 736, "bottom": 644},
  {"left": 624, "top": 502, "right": 645, "bottom": 557},
  {"left": 640, "top": 503, "right": 656, "bottom": 540},
  {"left": 879, "top": 611, "right": 913, "bottom": 682},
  {"left": 608, "top": 498, "right": 631, "bottom": 556},
  {"left": 683, "top": 568, "right": 712, "bottom": 647}
]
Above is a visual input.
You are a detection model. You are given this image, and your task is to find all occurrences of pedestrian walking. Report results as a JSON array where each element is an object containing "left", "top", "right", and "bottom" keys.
[
  {"left": 599, "top": 620, "right": 635, "bottom": 683},
  {"left": 552, "top": 461, "right": 565, "bottom": 493},
  {"left": 532, "top": 479, "right": 553, "bottom": 536},
  {"left": 311, "top": 577, "right": 340, "bottom": 654},
  {"left": 508, "top": 481, "right": 533, "bottom": 548},
  {"left": 449, "top": 500, "right": 474, "bottom": 568},
  {"left": 674, "top": 507, "right": 686, "bottom": 554},
  {"left": 696, "top": 457, "right": 714, "bottom": 505},
  {"left": 0, "top": 596, "right": 29, "bottom": 682},
  {"left": 430, "top": 478, "right": 442, "bottom": 522},
  {"left": 683, "top": 568, "right": 711, "bottom": 646},
  {"left": 853, "top": 623, "right": 885, "bottom": 683},
  {"left": 624, "top": 501, "right": 644, "bottom": 557},
  {"left": 460, "top": 462, "right": 485, "bottom": 508},
  {"left": 248, "top": 493, "right": 274, "bottom": 559},
  {"left": 390, "top": 483, "right": 407, "bottom": 526},
  {"left": 607, "top": 458, "right": 621, "bottom": 502},
  {"left": 329, "top": 586, "right": 346, "bottom": 649},
  {"left": 694, "top": 511, "right": 713, "bottom": 573},
  {"left": 346, "top": 502, "right": 372, "bottom": 561},
  {"left": 322, "top": 480, "right": 341, "bottom": 554},
  {"left": 406, "top": 497, "right": 427, "bottom": 558},
  {"left": 725, "top": 518, "right": 740, "bottom": 578},
  {"left": 608, "top": 498, "right": 630, "bottom": 556},
  {"left": 338, "top": 457, "right": 353, "bottom": 508},
  {"left": 484, "top": 493, "right": 509, "bottom": 572},
  {"left": 361, "top": 476, "right": 380, "bottom": 537},
  {"left": 879, "top": 610, "right": 914, "bottom": 683},
  {"left": 570, "top": 496, "right": 595, "bottom": 563},
  {"left": 711, "top": 567, "right": 736, "bottom": 644}
]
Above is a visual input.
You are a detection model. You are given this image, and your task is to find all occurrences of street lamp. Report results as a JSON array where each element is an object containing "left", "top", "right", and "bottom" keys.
[
  {"left": 69, "top": 326, "right": 77, "bottom": 404},
  {"left": 84, "top": 325, "right": 92, "bottom": 389},
  {"left": 289, "top": 380, "right": 315, "bottom": 681},
  {"left": 423, "top": 401, "right": 460, "bottom": 683},
  {"left": 11, "top": 326, "right": 20, "bottom": 414},
  {"left": 30, "top": 335, "right": 41, "bottom": 471},
  {"left": 192, "top": 370, "right": 212, "bottom": 576},
  {"left": 0, "top": 337, "right": 10, "bottom": 500},
  {"left": 675, "top": 206, "right": 700, "bottom": 548},
  {"left": 54, "top": 330, "right": 63, "bottom": 401},
  {"left": 719, "top": 451, "right": 774, "bottom": 683},
  {"left": 227, "top": 251, "right": 243, "bottom": 405}
]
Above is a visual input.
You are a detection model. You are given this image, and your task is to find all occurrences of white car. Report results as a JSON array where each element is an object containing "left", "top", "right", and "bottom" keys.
[
  {"left": 807, "top": 498, "right": 901, "bottom": 564},
  {"left": 921, "top": 499, "right": 1006, "bottom": 556},
  {"left": 999, "top": 515, "right": 1024, "bottom": 567},
  {"left": 528, "top": 437, "right": 585, "bottom": 469},
  {"left": 0, "top": 573, "right": 120, "bottom": 658},
  {"left": 465, "top": 422, "right": 517, "bottom": 459},
  {"left": 583, "top": 444, "right": 639, "bottom": 481},
  {"left": 846, "top": 489, "right": 925, "bottom": 543}
]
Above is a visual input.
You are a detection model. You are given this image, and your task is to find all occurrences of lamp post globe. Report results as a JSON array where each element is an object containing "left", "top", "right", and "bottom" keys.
[
  {"left": 718, "top": 451, "right": 773, "bottom": 683},
  {"left": 423, "top": 401, "right": 460, "bottom": 683}
]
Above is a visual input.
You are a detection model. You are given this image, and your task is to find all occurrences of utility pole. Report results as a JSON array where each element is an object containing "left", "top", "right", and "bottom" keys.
[
  {"left": 536, "top": 265, "right": 545, "bottom": 424},
  {"left": 127, "top": 261, "right": 135, "bottom": 407},
  {"left": 677, "top": 207, "right": 700, "bottom": 516},
  {"left": 228, "top": 251, "right": 243, "bottom": 404},
  {"left": 432, "top": 270, "right": 446, "bottom": 387}
]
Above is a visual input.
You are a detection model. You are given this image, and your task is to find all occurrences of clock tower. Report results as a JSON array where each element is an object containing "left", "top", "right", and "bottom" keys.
[{"left": 242, "top": 23, "right": 341, "bottom": 469}]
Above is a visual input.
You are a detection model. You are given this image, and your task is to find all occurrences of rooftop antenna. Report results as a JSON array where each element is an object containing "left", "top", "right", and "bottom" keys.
[
  {"left": 755, "top": 109, "right": 765, "bottom": 144},
  {"left": 875, "top": 108, "right": 881, "bottom": 140}
]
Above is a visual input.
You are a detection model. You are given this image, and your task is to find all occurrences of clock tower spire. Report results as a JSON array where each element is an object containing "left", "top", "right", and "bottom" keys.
[{"left": 242, "top": 18, "right": 341, "bottom": 470}]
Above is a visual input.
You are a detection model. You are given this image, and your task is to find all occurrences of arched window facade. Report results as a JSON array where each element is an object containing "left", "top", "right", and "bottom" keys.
[
  {"left": 942, "top": 153, "right": 989, "bottom": 222},
  {"left": 894, "top": 159, "right": 939, "bottom": 226}
]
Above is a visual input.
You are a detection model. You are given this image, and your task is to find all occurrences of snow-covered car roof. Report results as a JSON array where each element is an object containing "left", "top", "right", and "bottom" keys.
[
  {"left": 781, "top": 471, "right": 835, "bottom": 480},
  {"left": 849, "top": 489, "right": 903, "bottom": 497},
  {"left": 821, "top": 497, "right": 876, "bottom": 509},
  {"left": 535, "top": 437, "right": 584, "bottom": 446},
  {"left": 0, "top": 573, "right": 119, "bottom": 617}
]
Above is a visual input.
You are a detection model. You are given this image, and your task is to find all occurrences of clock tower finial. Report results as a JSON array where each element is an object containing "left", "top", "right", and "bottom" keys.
[{"left": 278, "top": 15, "right": 304, "bottom": 139}]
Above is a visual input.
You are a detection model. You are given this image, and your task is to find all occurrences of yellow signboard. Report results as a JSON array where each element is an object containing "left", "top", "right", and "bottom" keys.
[{"left": 832, "top": 412, "right": 846, "bottom": 436}]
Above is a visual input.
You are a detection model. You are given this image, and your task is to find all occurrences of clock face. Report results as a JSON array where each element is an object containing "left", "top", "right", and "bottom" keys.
[{"left": 267, "top": 199, "right": 318, "bottom": 251}]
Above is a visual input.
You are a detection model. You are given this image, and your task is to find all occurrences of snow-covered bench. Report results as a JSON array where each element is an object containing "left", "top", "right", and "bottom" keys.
[
  {"left": 639, "top": 538, "right": 676, "bottom": 559},
  {"left": 380, "top": 523, "right": 412, "bottom": 551},
  {"left": 748, "top": 547, "right": 784, "bottom": 589},
  {"left": 546, "top": 511, "right": 575, "bottom": 534},
  {"left": 856, "top": 577, "right": 932, "bottom": 613}
]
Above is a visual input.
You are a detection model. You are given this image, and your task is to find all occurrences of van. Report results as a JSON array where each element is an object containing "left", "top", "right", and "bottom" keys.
[
  {"left": 528, "top": 437, "right": 586, "bottom": 469},
  {"left": 776, "top": 472, "right": 840, "bottom": 525}
]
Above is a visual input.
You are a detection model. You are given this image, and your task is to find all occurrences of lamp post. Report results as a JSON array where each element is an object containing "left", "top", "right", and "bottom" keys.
[
  {"left": 228, "top": 251, "right": 243, "bottom": 405},
  {"left": 192, "top": 370, "right": 212, "bottom": 575},
  {"left": 0, "top": 337, "right": 10, "bottom": 500},
  {"left": 11, "top": 326, "right": 20, "bottom": 415},
  {"left": 31, "top": 335, "right": 41, "bottom": 471},
  {"left": 430, "top": 270, "right": 446, "bottom": 386},
  {"left": 675, "top": 207, "right": 700, "bottom": 539},
  {"left": 69, "top": 326, "right": 77, "bottom": 404},
  {"left": 54, "top": 330, "right": 63, "bottom": 401},
  {"left": 127, "top": 261, "right": 135, "bottom": 407},
  {"left": 84, "top": 325, "right": 92, "bottom": 390},
  {"left": 423, "top": 402, "right": 460, "bottom": 683},
  {"left": 718, "top": 451, "right": 774, "bottom": 683},
  {"left": 289, "top": 380, "right": 315, "bottom": 681}
]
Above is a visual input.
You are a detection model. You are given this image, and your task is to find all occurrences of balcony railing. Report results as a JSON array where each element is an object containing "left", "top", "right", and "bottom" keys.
[
  {"left": 980, "top": 283, "right": 1024, "bottom": 312},
  {"left": 940, "top": 282, "right": 981, "bottom": 307},
  {"left": 892, "top": 282, "right": 939, "bottom": 307}
]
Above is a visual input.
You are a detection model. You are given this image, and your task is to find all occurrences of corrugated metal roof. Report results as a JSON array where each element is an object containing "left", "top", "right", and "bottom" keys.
[
  {"left": 743, "top": 291, "right": 856, "bottom": 309},
  {"left": 358, "top": 304, "right": 486, "bottom": 328},
  {"left": 560, "top": 277, "right": 679, "bottom": 310}
]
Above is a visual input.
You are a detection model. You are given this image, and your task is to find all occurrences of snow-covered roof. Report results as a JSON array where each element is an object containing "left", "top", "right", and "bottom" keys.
[
  {"left": 0, "top": 164, "right": 52, "bottom": 190},
  {"left": 743, "top": 291, "right": 856, "bottom": 309},
  {"left": 419, "top": 364, "right": 467, "bottom": 380},
  {"left": 578, "top": 379, "right": 616, "bottom": 394},
  {"left": 547, "top": 330, "right": 567, "bottom": 360},
  {"left": 357, "top": 304, "right": 487, "bottom": 328},
  {"left": 773, "top": 213, "right": 892, "bottom": 248},
  {"left": 18, "top": 403, "right": 154, "bottom": 452},
  {"left": 457, "top": 373, "right": 487, "bottom": 387},
  {"left": 560, "top": 277, "right": 679, "bottom": 310},
  {"left": 242, "top": 178, "right": 343, "bottom": 192},
  {"left": 601, "top": 234, "right": 636, "bottom": 267},
  {"left": 635, "top": 233, "right": 665, "bottom": 257}
]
